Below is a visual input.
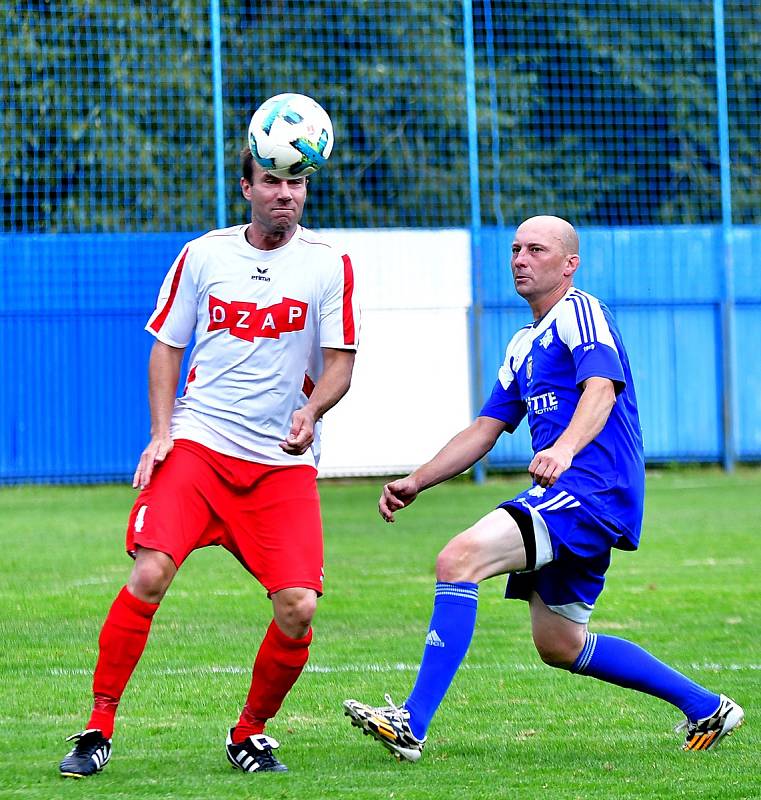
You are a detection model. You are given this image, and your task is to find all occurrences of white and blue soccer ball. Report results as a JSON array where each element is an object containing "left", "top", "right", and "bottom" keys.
[{"left": 248, "top": 93, "right": 334, "bottom": 179}]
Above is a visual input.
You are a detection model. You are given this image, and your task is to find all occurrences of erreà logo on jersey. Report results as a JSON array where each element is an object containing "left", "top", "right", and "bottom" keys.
[{"left": 207, "top": 295, "right": 308, "bottom": 341}]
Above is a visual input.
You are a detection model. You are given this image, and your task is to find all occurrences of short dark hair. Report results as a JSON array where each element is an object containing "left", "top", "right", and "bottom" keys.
[
  {"left": 240, "top": 145, "right": 255, "bottom": 183},
  {"left": 239, "top": 145, "right": 310, "bottom": 185}
]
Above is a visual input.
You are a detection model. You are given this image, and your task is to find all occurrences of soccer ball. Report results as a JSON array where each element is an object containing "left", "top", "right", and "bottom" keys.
[{"left": 248, "top": 93, "right": 334, "bottom": 179}]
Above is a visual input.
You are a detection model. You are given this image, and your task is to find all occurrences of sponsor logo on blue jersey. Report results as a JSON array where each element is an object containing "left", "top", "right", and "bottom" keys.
[{"left": 526, "top": 391, "right": 558, "bottom": 415}]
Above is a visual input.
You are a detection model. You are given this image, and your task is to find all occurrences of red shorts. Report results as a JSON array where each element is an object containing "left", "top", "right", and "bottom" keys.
[{"left": 126, "top": 439, "right": 323, "bottom": 595}]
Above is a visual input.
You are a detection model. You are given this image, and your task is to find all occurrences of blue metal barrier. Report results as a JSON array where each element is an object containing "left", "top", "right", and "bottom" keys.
[
  {"left": 0, "top": 233, "right": 195, "bottom": 482},
  {"left": 1, "top": 226, "right": 759, "bottom": 482}
]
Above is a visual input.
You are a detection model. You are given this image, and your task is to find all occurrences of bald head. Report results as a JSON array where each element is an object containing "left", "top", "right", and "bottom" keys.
[
  {"left": 511, "top": 215, "right": 581, "bottom": 319},
  {"left": 516, "top": 215, "right": 579, "bottom": 257}
]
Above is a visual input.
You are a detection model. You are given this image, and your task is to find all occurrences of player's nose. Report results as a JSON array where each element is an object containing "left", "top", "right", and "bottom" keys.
[{"left": 275, "top": 181, "right": 294, "bottom": 200}]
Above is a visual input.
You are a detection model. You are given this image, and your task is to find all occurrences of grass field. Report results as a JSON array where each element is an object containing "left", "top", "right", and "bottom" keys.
[{"left": 0, "top": 468, "right": 759, "bottom": 799}]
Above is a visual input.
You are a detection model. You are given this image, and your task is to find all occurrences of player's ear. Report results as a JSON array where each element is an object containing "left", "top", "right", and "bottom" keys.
[
  {"left": 240, "top": 176, "right": 252, "bottom": 200},
  {"left": 564, "top": 254, "right": 580, "bottom": 276}
]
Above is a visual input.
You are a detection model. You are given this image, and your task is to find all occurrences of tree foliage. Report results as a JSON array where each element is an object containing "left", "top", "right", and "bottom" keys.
[{"left": 2, "top": 0, "right": 759, "bottom": 232}]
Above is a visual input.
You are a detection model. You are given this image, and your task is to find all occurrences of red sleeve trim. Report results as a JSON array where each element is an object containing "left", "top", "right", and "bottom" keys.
[
  {"left": 341, "top": 253, "right": 356, "bottom": 345},
  {"left": 149, "top": 247, "right": 189, "bottom": 333}
]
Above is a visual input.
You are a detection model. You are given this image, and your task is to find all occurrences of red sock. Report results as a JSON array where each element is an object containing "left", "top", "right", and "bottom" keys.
[
  {"left": 86, "top": 585, "right": 159, "bottom": 738},
  {"left": 231, "top": 620, "right": 312, "bottom": 743}
]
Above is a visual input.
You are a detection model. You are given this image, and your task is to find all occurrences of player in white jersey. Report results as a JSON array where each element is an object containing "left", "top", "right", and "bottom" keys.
[
  {"left": 344, "top": 216, "right": 742, "bottom": 762},
  {"left": 60, "top": 144, "right": 359, "bottom": 778}
]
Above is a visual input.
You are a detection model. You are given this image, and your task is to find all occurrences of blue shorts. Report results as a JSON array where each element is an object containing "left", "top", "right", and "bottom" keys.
[{"left": 499, "top": 484, "right": 626, "bottom": 623}]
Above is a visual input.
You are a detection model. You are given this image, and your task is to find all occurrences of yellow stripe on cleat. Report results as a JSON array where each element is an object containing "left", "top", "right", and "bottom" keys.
[
  {"left": 688, "top": 731, "right": 715, "bottom": 751},
  {"left": 702, "top": 731, "right": 718, "bottom": 749},
  {"left": 375, "top": 723, "right": 397, "bottom": 741}
]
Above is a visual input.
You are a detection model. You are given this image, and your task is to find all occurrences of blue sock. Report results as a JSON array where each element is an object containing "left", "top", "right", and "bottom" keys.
[
  {"left": 403, "top": 581, "right": 478, "bottom": 740},
  {"left": 572, "top": 632, "right": 720, "bottom": 721}
]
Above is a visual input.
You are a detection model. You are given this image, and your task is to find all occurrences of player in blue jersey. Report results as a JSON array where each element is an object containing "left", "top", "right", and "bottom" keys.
[{"left": 343, "top": 215, "right": 743, "bottom": 761}]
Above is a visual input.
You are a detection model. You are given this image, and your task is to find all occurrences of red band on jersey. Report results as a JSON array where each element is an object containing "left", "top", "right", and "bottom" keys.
[
  {"left": 302, "top": 373, "right": 315, "bottom": 398},
  {"left": 342, "top": 254, "right": 356, "bottom": 345},
  {"left": 207, "top": 296, "right": 308, "bottom": 341},
  {"left": 182, "top": 365, "right": 197, "bottom": 396},
  {"left": 149, "top": 247, "right": 189, "bottom": 333}
]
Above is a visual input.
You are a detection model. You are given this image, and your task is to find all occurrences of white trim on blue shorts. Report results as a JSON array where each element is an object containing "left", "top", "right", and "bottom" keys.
[
  {"left": 516, "top": 498, "right": 554, "bottom": 569},
  {"left": 547, "top": 600, "right": 595, "bottom": 624}
]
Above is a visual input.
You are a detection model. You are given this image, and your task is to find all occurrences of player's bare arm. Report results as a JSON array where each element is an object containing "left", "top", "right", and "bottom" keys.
[
  {"left": 379, "top": 416, "right": 507, "bottom": 522},
  {"left": 528, "top": 376, "right": 616, "bottom": 487},
  {"left": 133, "top": 340, "right": 185, "bottom": 489},
  {"left": 280, "top": 347, "right": 356, "bottom": 456}
]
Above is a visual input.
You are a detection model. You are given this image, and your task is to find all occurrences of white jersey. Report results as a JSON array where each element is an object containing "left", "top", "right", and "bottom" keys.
[{"left": 146, "top": 224, "right": 360, "bottom": 467}]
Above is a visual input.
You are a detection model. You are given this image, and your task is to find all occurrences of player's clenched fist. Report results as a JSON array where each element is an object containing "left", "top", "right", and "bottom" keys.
[
  {"left": 379, "top": 476, "right": 420, "bottom": 523},
  {"left": 528, "top": 443, "right": 573, "bottom": 488},
  {"left": 280, "top": 408, "right": 316, "bottom": 455}
]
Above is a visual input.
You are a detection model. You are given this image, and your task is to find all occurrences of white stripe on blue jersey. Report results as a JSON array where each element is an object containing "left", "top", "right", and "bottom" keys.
[{"left": 560, "top": 289, "right": 618, "bottom": 351}]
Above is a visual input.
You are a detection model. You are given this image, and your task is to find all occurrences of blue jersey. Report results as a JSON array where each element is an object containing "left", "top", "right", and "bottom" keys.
[{"left": 481, "top": 288, "right": 645, "bottom": 550}]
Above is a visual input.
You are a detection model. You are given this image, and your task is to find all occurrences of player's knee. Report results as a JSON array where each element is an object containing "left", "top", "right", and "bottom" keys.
[
  {"left": 435, "top": 538, "right": 476, "bottom": 583},
  {"left": 532, "top": 629, "right": 584, "bottom": 669},
  {"left": 128, "top": 550, "right": 176, "bottom": 604},
  {"left": 272, "top": 588, "right": 317, "bottom": 637}
]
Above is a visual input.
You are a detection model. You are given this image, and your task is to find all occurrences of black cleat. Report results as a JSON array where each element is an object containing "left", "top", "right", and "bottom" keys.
[
  {"left": 59, "top": 729, "right": 112, "bottom": 778},
  {"left": 225, "top": 729, "right": 288, "bottom": 773}
]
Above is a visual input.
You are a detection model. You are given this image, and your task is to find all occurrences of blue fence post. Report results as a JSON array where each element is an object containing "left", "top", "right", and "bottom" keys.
[
  {"left": 210, "top": 0, "right": 227, "bottom": 230},
  {"left": 482, "top": 0, "right": 504, "bottom": 232},
  {"left": 713, "top": 0, "right": 736, "bottom": 471},
  {"left": 463, "top": 0, "right": 485, "bottom": 483}
]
